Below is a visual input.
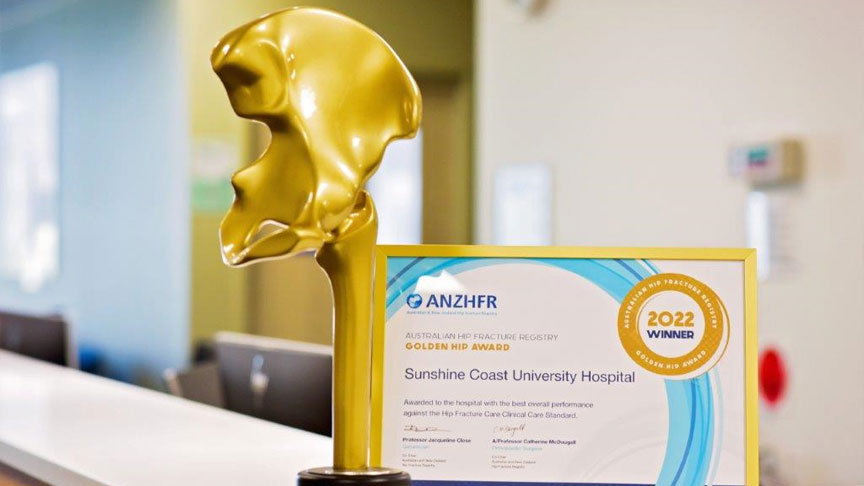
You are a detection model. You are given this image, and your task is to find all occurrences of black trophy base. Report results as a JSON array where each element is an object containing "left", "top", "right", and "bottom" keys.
[{"left": 298, "top": 467, "right": 411, "bottom": 486}]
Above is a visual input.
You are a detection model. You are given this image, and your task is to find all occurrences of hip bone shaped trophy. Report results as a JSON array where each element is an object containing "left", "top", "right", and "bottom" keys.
[{"left": 211, "top": 8, "right": 421, "bottom": 485}]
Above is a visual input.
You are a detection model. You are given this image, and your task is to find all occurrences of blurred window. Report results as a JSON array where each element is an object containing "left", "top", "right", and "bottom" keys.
[
  {"left": 492, "top": 162, "right": 552, "bottom": 245},
  {"left": 367, "top": 130, "right": 423, "bottom": 244},
  {"left": 0, "top": 63, "right": 59, "bottom": 292}
]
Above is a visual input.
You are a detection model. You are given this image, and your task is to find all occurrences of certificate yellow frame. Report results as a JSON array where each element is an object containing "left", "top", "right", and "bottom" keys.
[{"left": 371, "top": 245, "right": 758, "bottom": 486}]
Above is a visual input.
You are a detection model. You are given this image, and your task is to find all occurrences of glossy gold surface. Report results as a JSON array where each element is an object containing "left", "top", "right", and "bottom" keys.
[{"left": 211, "top": 8, "right": 421, "bottom": 471}]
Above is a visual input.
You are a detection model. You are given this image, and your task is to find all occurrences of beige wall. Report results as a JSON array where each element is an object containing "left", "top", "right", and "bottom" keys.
[{"left": 476, "top": 0, "right": 863, "bottom": 483}]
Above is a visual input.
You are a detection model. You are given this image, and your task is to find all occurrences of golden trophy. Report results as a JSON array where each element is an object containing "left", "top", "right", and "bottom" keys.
[{"left": 211, "top": 7, "right": 420, "bottom": 485}]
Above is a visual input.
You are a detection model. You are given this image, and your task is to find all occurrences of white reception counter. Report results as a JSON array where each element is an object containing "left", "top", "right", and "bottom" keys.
[{"left": 0, "top": 350, "right": 331, "bottom": 486}]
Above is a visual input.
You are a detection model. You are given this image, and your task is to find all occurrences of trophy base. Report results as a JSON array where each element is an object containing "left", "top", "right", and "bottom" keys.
[{"left": 298, "top": 467, "right": 411, "bottom": 486}]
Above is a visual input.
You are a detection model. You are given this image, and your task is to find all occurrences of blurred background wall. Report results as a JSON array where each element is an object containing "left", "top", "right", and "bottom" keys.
[
  {"left": 476, "top": 1, "right": 863, "bottom": 483},
  {"left": 0, "top": 0, "right": 189, "bottom": 384}
]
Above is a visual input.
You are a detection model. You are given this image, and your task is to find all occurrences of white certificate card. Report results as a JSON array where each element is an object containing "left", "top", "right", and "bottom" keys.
[{"left": 373, "top": 246, "right": 757, "bottom": 486}]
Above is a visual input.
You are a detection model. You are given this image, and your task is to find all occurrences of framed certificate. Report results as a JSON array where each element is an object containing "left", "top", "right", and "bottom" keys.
[{"left": 372, "top": 246, "right": 758, "bottom": 486}]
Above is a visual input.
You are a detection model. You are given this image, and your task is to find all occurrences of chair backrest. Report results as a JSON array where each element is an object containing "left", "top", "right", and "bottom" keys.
[
  {"left": 0, "top": 311, "right": 73, "bottom": 367},
  {"left": 163, "top": 362, "right": 226, "bottom": 408},
  {"left": 214, "top": 332, "right": 332, "bottom": 436}
]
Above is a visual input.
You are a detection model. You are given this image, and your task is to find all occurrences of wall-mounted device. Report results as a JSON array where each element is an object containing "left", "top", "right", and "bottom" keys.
[
  {"left": 732, "top": 139, "right": 804, "bottom": 281},
  {"left": 729, "top": 139, "right": 804, "bottom": 186}
]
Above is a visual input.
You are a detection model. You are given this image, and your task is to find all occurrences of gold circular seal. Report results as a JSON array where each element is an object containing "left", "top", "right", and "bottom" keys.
[{"left": 618, "top": 273, "right": 728, "bottom": 378}]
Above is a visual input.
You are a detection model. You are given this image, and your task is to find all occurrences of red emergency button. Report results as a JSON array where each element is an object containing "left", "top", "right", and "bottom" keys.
[{"left": 759, "top": 347, "right": 787, "bottom": 407}]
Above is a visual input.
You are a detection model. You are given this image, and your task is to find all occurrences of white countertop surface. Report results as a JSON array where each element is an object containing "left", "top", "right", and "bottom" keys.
[{"left": 0, "top": 350, "right": 332, "bottom": 486}]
